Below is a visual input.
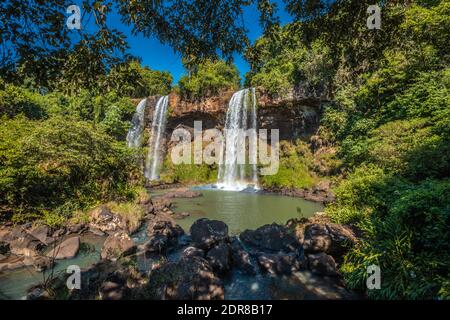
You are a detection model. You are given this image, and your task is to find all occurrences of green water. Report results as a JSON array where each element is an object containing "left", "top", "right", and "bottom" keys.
[
  {"left": 170, "top": 190, "right": 324, "bottom": 234},
  {"left": 0, "top": 234, "right": 105, "bottom": 300}
]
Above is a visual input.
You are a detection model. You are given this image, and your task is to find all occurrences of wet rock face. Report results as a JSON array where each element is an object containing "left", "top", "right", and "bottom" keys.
[
  {"left": 240, "top": 223, "right": 301, "bottom": 253},
  {"left": 147, "top": 256, "right": 224, "bottom": 300},
  {"left": 162, "top": 188, "right": 202, "bottom": 199},
  {"left": 101, "top": 232, "right": 136, "bottom": 261},
  {"left": 190, "top": 218, "right": 229, "bottom": 250}
]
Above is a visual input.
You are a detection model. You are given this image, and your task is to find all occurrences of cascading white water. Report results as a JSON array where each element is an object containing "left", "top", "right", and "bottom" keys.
[
  {"left": 145, "top": 96, "right": 169, "bottom": 181},
  {"left": 217, "top": 88, "right": 259, "bottom": 191},
  {"left": 126, "top": 98, "right": 147, "bottom": 148}
]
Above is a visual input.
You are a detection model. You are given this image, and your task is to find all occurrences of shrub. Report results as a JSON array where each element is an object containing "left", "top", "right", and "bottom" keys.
[
  {"left": 178, "top": 60, "right": 240, "bottom": 100},
  {"left": 0, "top": 116, "right": 140, "bottom": 222}
]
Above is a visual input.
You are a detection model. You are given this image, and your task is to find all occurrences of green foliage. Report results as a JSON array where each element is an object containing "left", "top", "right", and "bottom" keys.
[
  {"left": 0, "top": 116, "right": 140, "bottom": 222},
  {"left": 160, "top": 156, "right": 218, "bottom": 184},
  {"left": 0, "top": 84, "right": 49, "bottom": 119},
  {"left": 260, "top": 140, "right": 316, "bottom": 189},
  {"left": 107, "top": 60, "right": 173, "bottom": 98},
  {"left": 178, "top": 60, "right": 240, "bottom": 100},
  {"left": 340, "top": 179, "right": 450, "bottom": 299}
]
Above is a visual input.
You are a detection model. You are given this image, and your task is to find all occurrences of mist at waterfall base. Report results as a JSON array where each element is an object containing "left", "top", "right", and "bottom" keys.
[{"left": 216, "top": 88, "right": 259, "bottom": 192}]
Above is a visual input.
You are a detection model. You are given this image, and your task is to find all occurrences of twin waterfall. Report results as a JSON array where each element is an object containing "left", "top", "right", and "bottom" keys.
[
  {"left": 126, "top": 98, "right": 147, "bottom": 148},
  {"left": 126, "top": 89, "right": 259, "bottom": 191},
  {"left": 217, "top": 88, "right": 259, "bottom": 191},
  {"left": 145, "top": 96, "right": 169, "bottom": 180},
  {"left": 126, "top": 96, "right": 169, "bottom": 181}
]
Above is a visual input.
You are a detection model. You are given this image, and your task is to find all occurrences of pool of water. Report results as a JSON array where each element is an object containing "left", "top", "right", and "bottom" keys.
[
  {"left": 0, "top": 188, "right": 326, "bottom": 300},
  {"left": 0, "top": 234, "right": 105, "bottom": 300},
  {"left": 168, "top": 189, "right": 324, "bottom": 234}
]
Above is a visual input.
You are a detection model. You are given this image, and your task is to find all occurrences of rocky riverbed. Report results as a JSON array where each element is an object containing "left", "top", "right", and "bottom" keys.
[{"left": 0, "top": 188, "right": 360, "bottom": 300}]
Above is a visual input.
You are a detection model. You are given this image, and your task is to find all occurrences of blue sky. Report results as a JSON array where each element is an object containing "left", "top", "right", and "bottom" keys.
[{"left": 81, "top": 1, "right": 293, "bottom": 84}]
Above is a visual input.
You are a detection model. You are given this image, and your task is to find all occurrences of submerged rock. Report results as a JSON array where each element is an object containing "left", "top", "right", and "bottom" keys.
[
  {"left": 163, "top": 188, "right": 202, "bottom": 199},
  {"left": 190, "top": 218, "right": 229, "bottom": 250}
]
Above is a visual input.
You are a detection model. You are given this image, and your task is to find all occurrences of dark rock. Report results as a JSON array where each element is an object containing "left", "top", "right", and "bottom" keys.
[
  {"left": 89, "top": 206, "right": 126, "bottom": 235},
  {"left": 9, "top": 234, "right": 45, "bottom": 257},
  {"left": 0, "top": 241, "right": 10, "bottom": 255},
  {"left": 307, "top": 252, "right": 338, "bottom": 276},
  {"left": 146, "top": 256, "right": 224, "bottom": 300},
  {"left": 143, "top": 234, "right": 169, "bottom": 254},
  {"left": 163, "top": 188, "right": 202, "bottom": 199},
  {"left": 257, "top": 252, "right": 306, "bottom": 275},
  {"left": 303, "top": 224, "right": 331, "bottom": 253},
  {"left": 101, "top": 232, "right": 136, "bottom": 260},
  {"left": 240, "top": 223, "right": 300, "bottom": 253},
  {"left": 146, "top": 220, "right": 184, "bottom": 252},
  {"left": 99, "top": 281, "right": 127, "bottom": 300},
  {"left": 230, "top": 238, "right": 256, "bottom": 275},
  {"left": 182, "top": 246, "right": 205, "bottom": 258},
  {"left": 206, "top": 243, "right": 231, "bottom": 274},
  {"left": 26, "top": 286, "right": 51, "bottom": 300},
  {"left": 52, "top": 227, "right": 66, "bottom": 238},
  {"left": 89, "top": 227, "right": 106, "bottom": 236},
  {"left": 303, "top": 223, "right": 356, "bottom": 258},
  {"left": 67, "top": 223, "right": 87, "bottom": 235},
  {"left": 46, "top": 236, "right": 80, "bottom": 260},
  {"left": 190, "top": 218, "right": 229, "bottom": 250}
]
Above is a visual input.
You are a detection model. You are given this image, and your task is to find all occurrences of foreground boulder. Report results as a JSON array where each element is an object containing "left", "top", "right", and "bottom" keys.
[
  {"left": 257, "top": 252, "right": 306, "bottom": 275},
  {"left": 206, "top": 242, "right": 231, "bottom": 274},
  {"left": 307, "top": 252, "right": 338, "bottom": 276},
  {"left": 146, "top": 256, "right": 224, "bottom": 300},
  {"left": 303, "top": 223, "right": 356, "bottom": 258},
  {"left": 240, "top": 223, "right": 301, "bottom": 253},
  {"left": 9, "top": 234, "right": 45, "bottom": 257},
  {"left": 230, "top": 238, "right": 256, "bottom": 275},
  {"left": 101, "top": 232, "right": 136, "bottom": 260},
  {"left": 27, "top": 225, "right": 55, "bottom": 246},
  {"left": 46, "top": 236, "right": 80, "bottom": 260},
  {"left": 190, "top": 219, "right": 229, "bottom": 250},
  {"left": 144, "top": 220, "right": 184, "bottom": 254},
  {"left": 89, "top": 206, "right": 126, "bottom": 235}
]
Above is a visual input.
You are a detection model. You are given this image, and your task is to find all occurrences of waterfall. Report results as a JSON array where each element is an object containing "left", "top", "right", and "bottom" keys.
[
  {"left": 145, "top": 96, "right": 169, "bottom": 181},
  {"left": 126, "top": 98, "right": 147, "bottom": 148},
  {"left": 217, "top": 89, "right": 259, "bottom": 191}
]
